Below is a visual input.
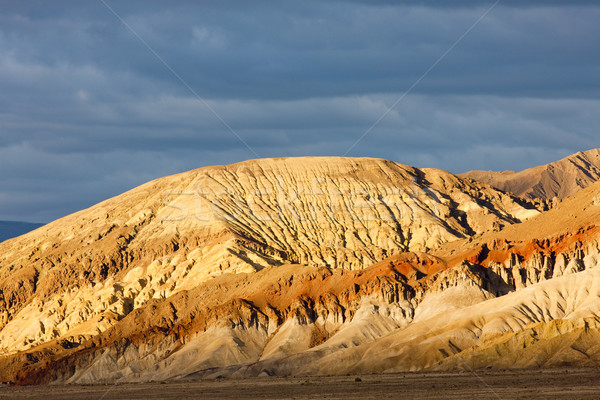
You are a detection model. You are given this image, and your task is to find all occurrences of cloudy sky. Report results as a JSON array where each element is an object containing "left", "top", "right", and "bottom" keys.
[{"left": 1, "top": 0, "right": 599, "bottom": 222}]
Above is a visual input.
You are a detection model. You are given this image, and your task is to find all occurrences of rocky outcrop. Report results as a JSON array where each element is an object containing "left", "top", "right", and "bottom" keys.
[
  {"left": 4, "top": 156, "right": 600, "bottom": 384},
  {"left": 14, "top": 233, "right": 600, "bottom": 385},
  {"left": 0, "top": 262, "right": 424, "bottom": 384},
  {"left": 0, "top": 157, "right": 540, "bottom": 360},
  {"left": 461, "top": 148, "right": 600, "bottom": 200}
]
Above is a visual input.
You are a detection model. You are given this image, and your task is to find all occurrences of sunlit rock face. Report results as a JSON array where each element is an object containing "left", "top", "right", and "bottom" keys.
[
  {"left": 461, "top": 148, "right": 600, "bottom": 200},
  {"left": 0, "top": 156, "right": 563, "bottom": 384}
]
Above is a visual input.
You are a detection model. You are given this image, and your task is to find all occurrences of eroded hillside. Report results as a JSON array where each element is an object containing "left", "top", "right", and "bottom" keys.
[
  {"left": 461, "top": 148, "right": 600, "bottom": 200},
  {"left": 0, "top": 157, "right": 540, "bottom": 359},
  {"left": 3, "top": 156, "right": 599, "bottom": 384}
]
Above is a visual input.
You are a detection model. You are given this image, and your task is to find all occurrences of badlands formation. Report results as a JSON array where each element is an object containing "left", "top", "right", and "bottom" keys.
[
  {"left": 461, "top": 148, "right": 600, "bottom": 200},
  {"left": 1, "top": 155, "right": 600, "bottom": 384}
]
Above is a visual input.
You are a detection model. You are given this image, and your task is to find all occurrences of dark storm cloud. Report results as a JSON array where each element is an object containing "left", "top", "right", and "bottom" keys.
[
  {"left": 1, "top": 0, "right": 599, "bottom": 222},
  {"left": 5, "top": 1, "right": 600, "bottom": 100}
]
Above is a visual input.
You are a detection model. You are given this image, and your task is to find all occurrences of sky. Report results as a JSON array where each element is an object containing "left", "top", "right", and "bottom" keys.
[{"left": 1, "top": 0, "right": 599, "bottom": 223}]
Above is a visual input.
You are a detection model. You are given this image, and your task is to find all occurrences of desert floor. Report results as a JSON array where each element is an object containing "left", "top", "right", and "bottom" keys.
[{"left": 1, "top": 368, "right": 600, "bottom": 399}]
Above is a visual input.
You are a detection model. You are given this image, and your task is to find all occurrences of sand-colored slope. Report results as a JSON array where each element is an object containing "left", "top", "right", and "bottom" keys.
[
  {"left": 437, "top": 178, "right": 600, "bottom": 274},
  {"left": 461, "top": 148, "right": 600, "bottom": 200},
  {"left": 0, "top": 261, "right": 426, "bottom": 384},
  {"left": 0, "top": 157, "right": 539, "bottom": 359},
  {"left": 9, "top": 157, "right": 600, "bottom": 384},
  {"left": 282, "top": 267, "right": 600, "bottom": 375},
  {"left": 14, "top": 251, "right": 600, "bottom": 384},
  {"left": 22, "top": 174, "right": 600, "bottom": 383}
]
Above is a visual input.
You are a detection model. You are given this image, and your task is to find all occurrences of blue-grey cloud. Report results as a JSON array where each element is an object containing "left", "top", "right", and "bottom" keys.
[{"left": 0, "top": 0, "right": 598, "bottom": 222}]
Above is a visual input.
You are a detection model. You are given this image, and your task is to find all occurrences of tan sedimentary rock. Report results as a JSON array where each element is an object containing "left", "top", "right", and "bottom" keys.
[
  {"left": 5, "top": 156, "right": 600, "bottom": 384},
  {"left": 0, "top": 157, "right": 538, "bottom": 361},
  {"left": 461, "top": 148, "right": 600, "bottom": 200}
]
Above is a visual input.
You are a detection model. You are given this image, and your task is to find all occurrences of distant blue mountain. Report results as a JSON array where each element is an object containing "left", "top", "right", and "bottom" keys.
[{"left": 0, "top": 221, "right": 45, "bottom": 243}]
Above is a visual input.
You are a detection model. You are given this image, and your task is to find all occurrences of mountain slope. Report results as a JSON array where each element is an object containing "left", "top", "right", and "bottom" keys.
[
  {"left": 460, "top": 148, "right": 600, "bottom": 200},
  {"left": 257, "top": 267, "right": 600, "bottom": 376},
  {"left": 0, "top": 156, "right": 551, "bottom": 384},
  {"left": 25, "top": 178, "right": 599, "bottom": 384}
]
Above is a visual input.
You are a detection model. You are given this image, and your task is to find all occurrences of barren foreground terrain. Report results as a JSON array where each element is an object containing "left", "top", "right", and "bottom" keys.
[{"left": 2, "top": 368, "right": 600, "bottom": 399}]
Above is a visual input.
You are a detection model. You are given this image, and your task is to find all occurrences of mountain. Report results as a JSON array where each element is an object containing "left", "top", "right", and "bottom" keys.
[
  {"left": 0, "top": 221, "right": 44, "bottom": 243},
  {"left": 460, "top": 148, "right": 600, "bottom": 200},
  {"left": 29, "top": 171, "right": 599, "bottom": 384},
  {"left": 0, "top": 156, "right": 585, "bottom": 385}
]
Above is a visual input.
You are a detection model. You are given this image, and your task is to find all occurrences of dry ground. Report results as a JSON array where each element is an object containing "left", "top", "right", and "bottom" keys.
[{"left": 2, "top": 368, "right": 600, "bottom": 399}]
